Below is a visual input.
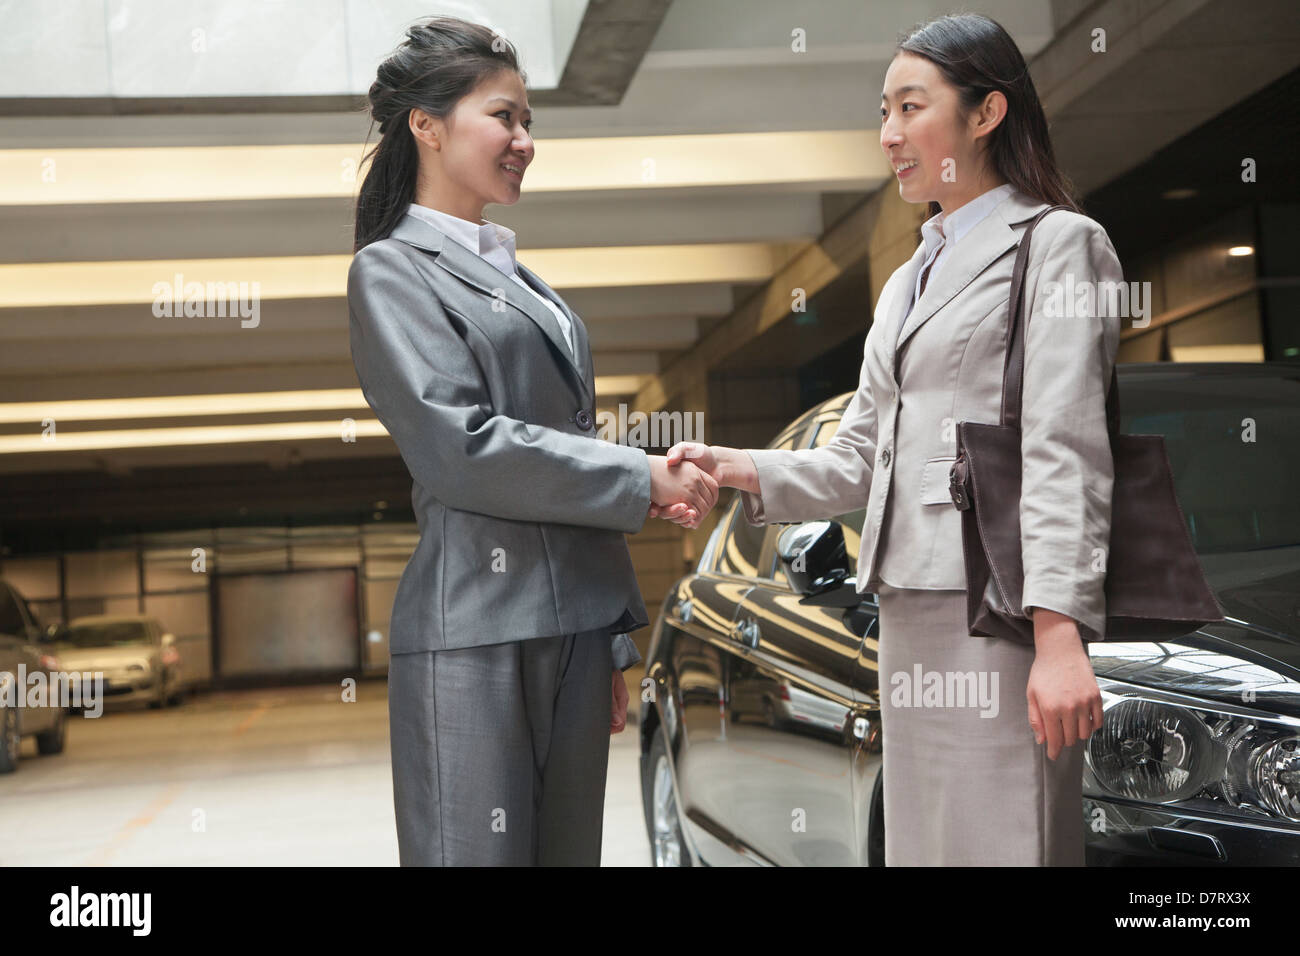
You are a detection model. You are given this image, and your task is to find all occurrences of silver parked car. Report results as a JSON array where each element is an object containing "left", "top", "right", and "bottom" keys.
[
  {"left": 57, "top": 615, "right": 185, "bottom": 710},
  {"left": 0, "top": 579, "right": 68, "bottom": 773}
]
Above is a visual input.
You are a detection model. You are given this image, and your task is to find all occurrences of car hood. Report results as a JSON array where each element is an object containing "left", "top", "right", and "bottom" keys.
[
  {"left": 1090, "top": 547, "right": 1300, "bottom": 717},
  {"left": 55, "top": 644, "right": 155, "bottom": 670}
]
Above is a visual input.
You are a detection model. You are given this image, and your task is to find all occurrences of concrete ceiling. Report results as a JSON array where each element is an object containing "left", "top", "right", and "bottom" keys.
[{"left": 0, "top": 0, "right": 1296, "bottom": 481}]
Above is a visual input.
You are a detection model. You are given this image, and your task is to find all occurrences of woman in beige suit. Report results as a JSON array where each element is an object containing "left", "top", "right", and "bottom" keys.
[{"left": 655, "top": 13, "right": 1124, "bottom": 865}]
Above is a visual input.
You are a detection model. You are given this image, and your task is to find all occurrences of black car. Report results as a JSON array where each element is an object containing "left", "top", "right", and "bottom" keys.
[{"left": 638, "top": 361, "right": 1300, "bottom": 866}]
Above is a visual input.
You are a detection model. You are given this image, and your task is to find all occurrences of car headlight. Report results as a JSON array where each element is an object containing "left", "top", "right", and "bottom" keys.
[
  {"left": 1218, "top": 725, "right": 1300, "bottom": 820},
  {"left": 1085, "top": 681, "right": 1300, "bottom": 823},
  {"left": 1086, "top": 698, "right": 1215, "bottom": 803}
]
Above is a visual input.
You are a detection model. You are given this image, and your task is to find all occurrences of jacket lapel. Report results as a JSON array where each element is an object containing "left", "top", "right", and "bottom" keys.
[
  {"left": 516, "top": 260, "right": 594, "bottom": 404},
  {"left": 387, "top": 214, "right": 590, "bottom": 401},
  {"left": 880, "top": 243, "right": 927, "bottom": 375},
  {"left": 890, "top": 191, "right": 1050, "bottom": 369}
]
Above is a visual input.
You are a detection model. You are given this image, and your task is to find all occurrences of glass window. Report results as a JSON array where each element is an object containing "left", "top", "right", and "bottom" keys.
[
  {"left": 833, "top": 508, "right": 866, "bottom": 576},
  {"left": 808, "top": 411, "right": 865, "bottom": 586},
  {"left": 766, "top": 525, "right": 792, "bottom": 586},
  {"left": 724, "top": 428, "right": 808, "bottom": 579},
  {"left": 809, "top": 417, "right": 844, "bottom": 448},
  {"left": 766, "top": 427, "right": 806, "bottom": 452},
  {"left": 0, "top": 587, "right": 24, "bottom": 637},
  {"left": 1122, "top": 372, "right": 1300, "bottom": 554},
  {"left": 715, "top": 497, "right": 768, "bottom": 578},
  {"left": 62, "top": 620, "right": 153, "bottom": 648},
  {"left": 14, "top": 591, "right": 39, "bottom": 631}
]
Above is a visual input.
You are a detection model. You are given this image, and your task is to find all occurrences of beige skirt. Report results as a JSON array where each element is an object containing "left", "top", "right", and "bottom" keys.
[{"left": 876, "top": 582, "right": 1086, "bottom": 865}]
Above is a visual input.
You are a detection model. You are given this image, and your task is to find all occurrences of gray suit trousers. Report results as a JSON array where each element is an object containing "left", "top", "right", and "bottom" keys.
[{"left": 388, "top": 628, "right": 614, "bottom": 865}]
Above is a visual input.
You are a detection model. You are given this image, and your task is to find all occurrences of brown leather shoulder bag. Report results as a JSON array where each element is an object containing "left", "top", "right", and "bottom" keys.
[{"left": 948, "top": 205, "right": 1224, "bottom": 644}]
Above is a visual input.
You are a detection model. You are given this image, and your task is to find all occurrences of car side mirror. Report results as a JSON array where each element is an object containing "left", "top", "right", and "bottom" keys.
[{"left": 776, "top": 521, "right": 858, "bottom": 606}]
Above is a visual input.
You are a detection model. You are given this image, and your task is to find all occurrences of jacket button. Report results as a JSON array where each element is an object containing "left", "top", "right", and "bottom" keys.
[
  {"left": 881, "top": 447, "right": 891, "bottom": 467},
  {"left": 575, "top": 409, "right": 593, "bottom": 430}
]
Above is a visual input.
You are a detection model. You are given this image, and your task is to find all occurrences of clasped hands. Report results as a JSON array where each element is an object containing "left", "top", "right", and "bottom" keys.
[{"left": 646, "top": 442, "right": 723, "bottom": 530}]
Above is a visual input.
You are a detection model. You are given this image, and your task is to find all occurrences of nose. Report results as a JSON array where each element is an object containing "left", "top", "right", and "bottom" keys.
[
  {"left": 880, "top": 114, "right": 903, "bottom": 153},
  {"left": 514, "top": 132, "right": 534, "bottom": 163}
]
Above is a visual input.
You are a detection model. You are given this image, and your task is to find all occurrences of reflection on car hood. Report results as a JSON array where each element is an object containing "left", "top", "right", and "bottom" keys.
[
  {"left": 1090, "top": 547, "right": 1300, "bottom": 717},
  {"left": 1202, "top": 550, "right": 1300, "bottom": 646}
]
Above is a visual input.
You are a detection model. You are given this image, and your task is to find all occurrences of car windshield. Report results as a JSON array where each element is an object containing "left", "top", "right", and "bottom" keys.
[
  {"left": 1121, "top": 369, "right": 1300, "bottom": 555},
  {"left": 62, "top": 621, "right": 151, "bottom": 647}
]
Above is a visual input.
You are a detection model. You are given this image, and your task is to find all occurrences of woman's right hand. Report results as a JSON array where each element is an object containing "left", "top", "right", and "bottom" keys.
[
  {"left": 665, "top": 441, "right": 718, "bottom": 477},
  {"left": 666, "top": 443, "right": 760, "bottom": 495},
  {"left": 647, "top": 455, "right": 718, "bottom": 528}
]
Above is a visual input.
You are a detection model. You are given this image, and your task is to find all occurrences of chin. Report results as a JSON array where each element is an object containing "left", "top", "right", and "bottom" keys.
[{"left": 900, "top": 181, "right": 933, "bottom": 206}]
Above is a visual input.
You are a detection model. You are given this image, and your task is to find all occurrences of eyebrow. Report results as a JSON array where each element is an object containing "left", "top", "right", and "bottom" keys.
[
  {"left": 880, "top": 84, "right": 928, "bottom": 100},
  {"left": 487, "top": 97, "right": 532, "bottom": 115}
]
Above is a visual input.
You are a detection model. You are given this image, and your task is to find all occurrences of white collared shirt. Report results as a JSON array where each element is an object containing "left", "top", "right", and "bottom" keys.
[
  {"left": 906, "top": 181, "right": 1017, "bottom": 320},
  {"left": 405, "top": 202, "right": 575, "bottom": 357}
]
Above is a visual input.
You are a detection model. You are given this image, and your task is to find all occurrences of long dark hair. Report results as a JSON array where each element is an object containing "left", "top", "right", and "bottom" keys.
[
  {"left": 896, "top": 14, "right": 1080, "bottom": 219},
  {"left": 353, "top": 17, "right": 524, "bottom": 252}
]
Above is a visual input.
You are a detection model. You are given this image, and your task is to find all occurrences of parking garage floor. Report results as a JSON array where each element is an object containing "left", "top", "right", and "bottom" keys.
[{"left": 0, "top": 679, "right": 652, "bottom": 866}]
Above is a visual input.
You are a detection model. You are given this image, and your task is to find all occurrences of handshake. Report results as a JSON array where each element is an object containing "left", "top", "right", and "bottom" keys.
[{"left": 646, "top": 443, "right": 755, "bottom": 530}]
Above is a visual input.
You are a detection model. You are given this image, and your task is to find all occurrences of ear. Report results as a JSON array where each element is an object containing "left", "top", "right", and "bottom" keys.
[
  {"left": 971, "top": 89, "right": 1007, "bottom": 142},
  {"left": 408, "top": 107, "right": 441, "bottom": 150}
]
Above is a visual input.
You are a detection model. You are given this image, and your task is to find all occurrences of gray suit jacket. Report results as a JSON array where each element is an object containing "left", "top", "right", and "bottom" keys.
[
  {"left": 347, "top": 212, "right": 650, "bottom": 669},
  {"left": 739, "top": 190, "right": 1123, "bottom": 642}
]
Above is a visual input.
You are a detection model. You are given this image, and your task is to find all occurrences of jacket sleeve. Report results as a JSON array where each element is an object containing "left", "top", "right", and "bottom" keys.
[
  {"left": 1018, "top": 215, "right": 1123, "bottom": 643},
  {"left": 611, "top": 632, "right": 643, "bottom": 671},
  {"left": 348, "top": 241, "right": 652, "bottom": 533},
  {"left": 737, "top": 321, "right": 879, "bottom": 525}
]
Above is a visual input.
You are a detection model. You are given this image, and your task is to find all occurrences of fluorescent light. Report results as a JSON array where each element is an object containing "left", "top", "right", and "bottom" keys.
[
  {"left": 0, "top": 131, "right": 881, "bottom": 206},
  {"left": 0, "top": 389, "right": 368, "bottom": 424},
  {"left": 593, "top": 375, "right": 654, "bottom": 395},
  {"left": 0, "top": 242, "right": 786, "bottom": 308},
  {"left": 0, "top": 379, "right": 666, "bottom": 453},
  {"left": 1227, "top": 246, "right": 1254, "bottom": 257},
  {"left": 0, "top": 420, "right": 390, "bottom": 453}
]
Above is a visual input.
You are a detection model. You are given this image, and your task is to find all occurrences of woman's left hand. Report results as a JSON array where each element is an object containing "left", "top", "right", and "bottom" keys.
[
  {"left": 1026, "top": 608, "right": 1104, "bottom": 760},
  {"left": 611, "top": 668, "right": 630, "bottom": 734}
]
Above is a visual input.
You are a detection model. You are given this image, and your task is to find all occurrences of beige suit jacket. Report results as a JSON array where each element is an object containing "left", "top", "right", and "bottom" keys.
[{"left": 739, "top": 189, "right": 1124, "bottom": 642}]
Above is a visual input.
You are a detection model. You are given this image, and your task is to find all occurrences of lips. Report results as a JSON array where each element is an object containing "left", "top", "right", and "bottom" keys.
[
  {"left": 500, "top": 162, "right": 525, "bottom": 181},
  {"left": 894, "top": 158, "right": 919, "bottom": 175}
]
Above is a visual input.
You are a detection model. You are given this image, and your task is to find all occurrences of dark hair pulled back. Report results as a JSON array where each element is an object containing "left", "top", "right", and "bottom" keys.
[
  {"left": 896, "top": 13, "right": 1080, "bottom": 219},
  {"left": 354, "top": 17, "right": 523, "bottom": 251}
]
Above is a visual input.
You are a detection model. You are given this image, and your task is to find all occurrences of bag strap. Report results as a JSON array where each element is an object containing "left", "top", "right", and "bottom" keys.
[{"left": 1001, "top": 205, "right": 1120, "bottom": 438}]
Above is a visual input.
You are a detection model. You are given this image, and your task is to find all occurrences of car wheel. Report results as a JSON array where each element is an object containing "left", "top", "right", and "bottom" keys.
[
  {"left": 149, "top": 677, "right": 167, "bottom": 710},
  {"left": 0, "top": 706, "right": 19, "bottom": 774},
  {"left": 644, "top": 724, "right": 692, "bottom": 867},
  {"left": 763, "top": 698, "right": 779, "bottom": 729},
  {"left": 36, "top": 707, "right": 66, "bottom": 755}
]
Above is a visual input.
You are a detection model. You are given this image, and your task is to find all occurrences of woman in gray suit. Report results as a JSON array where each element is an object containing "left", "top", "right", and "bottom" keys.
[
  {"left": 348, "top": 18, "right": 717, "bottom": 865},
  {"left": 656, "top": 14, "right": 1124, "bottom": 866}
]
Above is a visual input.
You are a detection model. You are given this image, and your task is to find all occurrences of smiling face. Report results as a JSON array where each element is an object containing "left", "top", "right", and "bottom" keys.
[
  {"left": 411, "top": 68, "right": 534, "bottom": 221},
  {"left": 880, "top": 52, "right": 1005, "bottom": 213}
]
